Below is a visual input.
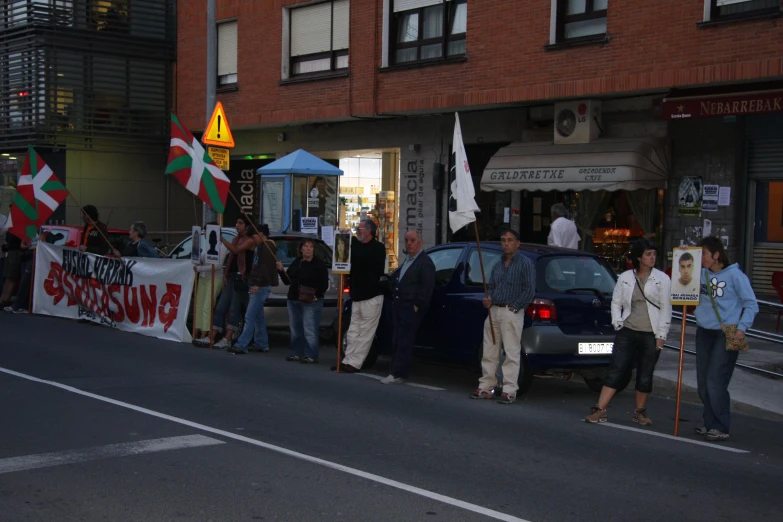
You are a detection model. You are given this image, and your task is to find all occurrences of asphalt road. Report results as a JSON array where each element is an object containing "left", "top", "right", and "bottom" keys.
[{"left": 1, "top": 314, "right": 782, "bottom": 522}]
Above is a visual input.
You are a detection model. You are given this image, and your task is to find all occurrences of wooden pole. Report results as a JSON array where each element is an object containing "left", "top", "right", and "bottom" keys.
[
  {"left": 227, "top": 191, "right": 279, "bottom": 262},
  {"left": 209, "top": 264, "right": 215, "bottom": 349},
  {"left": 473, "top": 221, "right": 496, "bottom": 344},
  {"left": 674, "top": 305, "right": 688, "bottom": 437},
  {"left": 27, "top": 248, "right": 36, "bottom": 316},
  {"left": 192, "top": 265, "right": 199, "bottom": 342},
  {"left": 336, "top": 274, "right": 344, "bottom": 372}
]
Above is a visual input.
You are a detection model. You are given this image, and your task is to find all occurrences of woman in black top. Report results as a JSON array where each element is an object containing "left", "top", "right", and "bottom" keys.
[{"left": 276, "top": 238, "right": 329, "bottom": 363}]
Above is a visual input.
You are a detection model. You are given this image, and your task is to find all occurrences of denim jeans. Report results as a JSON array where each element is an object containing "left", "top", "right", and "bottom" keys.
[
  {"left": 696, "top": 327, "right": 739, "bottom": 433},
  {"left": 212, "top": 275, "right": 248, "bottom": 333},
  {"left": 287, "top": 299, "right": 324, "bottom": 360},
  {"left": 234, "top": 286, "right": 272, "bottom": 353},
  {"left": 603, "top": 327, "right": 660, "bottom": 393}
]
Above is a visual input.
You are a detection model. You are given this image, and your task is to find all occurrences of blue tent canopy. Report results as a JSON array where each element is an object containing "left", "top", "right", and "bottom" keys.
[{"left": 256, "top": 149, "right": 343, "bottom": 176}]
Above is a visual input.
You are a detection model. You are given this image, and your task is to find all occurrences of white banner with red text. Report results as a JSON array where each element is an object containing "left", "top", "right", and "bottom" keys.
[{"left": 33, "top": 244, "right": 195, "bottom": 342}]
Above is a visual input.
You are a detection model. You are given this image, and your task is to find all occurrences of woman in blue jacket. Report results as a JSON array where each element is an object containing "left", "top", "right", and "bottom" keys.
[{"left": 693, "top": 237, "right": 758, "bottom": 442}]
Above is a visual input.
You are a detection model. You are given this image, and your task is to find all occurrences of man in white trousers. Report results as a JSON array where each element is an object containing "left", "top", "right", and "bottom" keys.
[
  {"left": 548, "top": 203, "right": 580, "bottom": 249},
  {"left": 331, "top": 219, "right": 387, "bottom": 373},
  {"left": 471, "top": 229, "right": 536, "bottom": 404}
]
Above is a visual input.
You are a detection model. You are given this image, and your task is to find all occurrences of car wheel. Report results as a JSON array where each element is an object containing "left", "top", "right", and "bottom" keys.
[
  {"left": 517, "top": 355, "right": 534, "bottom": 395},
  {"left": 582, "top": 368, "right": 632, "bottom": 393}
]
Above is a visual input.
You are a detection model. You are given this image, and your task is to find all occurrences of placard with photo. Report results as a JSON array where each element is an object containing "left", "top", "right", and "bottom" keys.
[
  {"left": 205, "top": 224, "right": 222, "bottom": 265},
  {"left": 670, "top": 247, "right": 702, "bottom": 305},
  {"left": 332, "top": 232, "right": 351, "bottom": 274},
  {"left": 190, "top": 226, "right": 201, "bottom": 265}
]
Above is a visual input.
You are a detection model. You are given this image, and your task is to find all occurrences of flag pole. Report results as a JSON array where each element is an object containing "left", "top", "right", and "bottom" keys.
[
  {"left": 473, "top": 221, "right": 496, "bottom": 344},
  {"left": 227, "top": 191, "right": 280, "bottom": 263}
]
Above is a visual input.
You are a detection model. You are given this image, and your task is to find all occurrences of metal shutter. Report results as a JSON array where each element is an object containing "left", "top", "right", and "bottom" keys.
[
  {"left": 748, "top": 138, "right": 783, "bottom": 178},
  {"left": 393, "top": 0, "right": 443, "bottom": 13},
  {"left": 217, "top": 21, "right": 237, "bottom": 76},
  {"left": 332, "top": 0, "right": 349, "bottom": 51}
]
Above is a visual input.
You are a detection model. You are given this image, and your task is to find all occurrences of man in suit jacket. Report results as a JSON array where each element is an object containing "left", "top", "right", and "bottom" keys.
[{"left": 381, "top": 230, "right": 435, "bottom": 384}]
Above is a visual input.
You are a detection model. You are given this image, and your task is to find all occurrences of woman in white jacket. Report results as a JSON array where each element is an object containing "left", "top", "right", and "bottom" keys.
[{"left": 585, "top": 239, "right": 672, "bottom": 425}]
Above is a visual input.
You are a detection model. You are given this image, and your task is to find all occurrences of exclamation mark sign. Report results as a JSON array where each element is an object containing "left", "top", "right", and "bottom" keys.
[{"left": 217, "top": 115, "right": 222, "bottom": 139}]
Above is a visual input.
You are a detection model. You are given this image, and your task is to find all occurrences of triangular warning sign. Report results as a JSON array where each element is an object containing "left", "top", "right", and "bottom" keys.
[{"left": 202, "top": 101, "right": 235, "bottom": 148}]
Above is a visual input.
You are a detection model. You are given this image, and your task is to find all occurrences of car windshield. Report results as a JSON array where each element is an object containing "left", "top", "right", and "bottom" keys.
[
  {"left": 536, "top": 255, "right": 617, "bottom": 295},
  {"left": 272, "top": 237, "right": 332, "bottom": 267}
]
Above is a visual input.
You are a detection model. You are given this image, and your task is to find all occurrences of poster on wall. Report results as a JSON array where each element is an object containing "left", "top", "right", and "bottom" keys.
[
  {"left": 678, "top": 176, "right": 703, "bottom": 217},
  {"left": 670, "top": 247, "right": 702, "bottom": 306},
  {"left": 204, "top": 224, "right": 222, "bottom": 265},
  {"left": 332, "top": 232, "right": 352, "bottom": 274},
  {"left": 301, "top": 217, "right": 318, "bottom": 235},
  {"left": 702, "top": 184, "right": 719, "bottom": 212}
]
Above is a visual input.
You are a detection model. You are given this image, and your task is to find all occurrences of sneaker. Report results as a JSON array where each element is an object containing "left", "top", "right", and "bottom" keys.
[
  {"left": 193, "top": 337, "right": 209, "bottom": 347},
  {"left": 695, "top": 426, "right": 708, "bottom": 436},
  {"left": 497, "top": 393, "right": 516, "bottom": 405},
  {"left": 470, "top": 388, "right": 495, "bottom": 400},
  {"left": 300, "top": 357, "right": 317, "bottom": 364},
  {"left": 380, "top": 374, "right": 405, "bottom": 384},
  {"left": 705, "top": 429, "right": 730, "bottom": 441},
  {"left": 213, "top": 338, "right": 232, "bottom": 349},
  {"left": 227, "top": 346, "right": 247, "bottom": 355},
  {"left": 12, "top": 308, "right": 27, "bottom": 314},
  {"left": 633, "top": 408, "right": 652, "bottom": 426},
  {"left": 585, "top": 406, "right": 608, "bottom": 423},
  {"left": 3, "top": 306, "right": 13, "bottom": 313},
  {"left": 286, "top": 355, "right": 301, "bottom": 362}
]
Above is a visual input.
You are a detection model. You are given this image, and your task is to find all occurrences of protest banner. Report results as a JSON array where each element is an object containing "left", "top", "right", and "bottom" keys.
[{"left": 33, "top": 244, "right": 195, "bottom": 342}]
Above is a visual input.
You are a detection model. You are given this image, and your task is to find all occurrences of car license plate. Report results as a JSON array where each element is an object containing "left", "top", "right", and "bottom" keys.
[{"left": 578, "top": 342, "right": 613, "bottom": 355}]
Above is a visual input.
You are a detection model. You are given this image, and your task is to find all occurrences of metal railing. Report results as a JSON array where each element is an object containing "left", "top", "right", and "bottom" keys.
[{"left": 666, "top": 298, "right": 783, "bottom": 379}]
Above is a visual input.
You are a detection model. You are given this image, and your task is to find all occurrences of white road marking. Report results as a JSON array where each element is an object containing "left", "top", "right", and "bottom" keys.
[
  {"left": 598, "top": 422, "right": 749, "bottom": 454},
  {"left": 355, "top": 372, "right": 447, "bottom": 391},
  {"left": 0, "top": 366, "right": 530, "bottom": 522},
  {"left": 0, "top": 435, "right": 224, "bottom": 475}
]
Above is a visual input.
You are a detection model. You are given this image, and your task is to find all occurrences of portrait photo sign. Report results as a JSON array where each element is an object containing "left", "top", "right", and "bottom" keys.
[
  {"left": 332, "top": 232, "right": 352, "bottom": 274},
  {"left": 670, "top": 247, "right": 702, "bottom": 306},
  {"left": 205, "top": 224, "right": 222, "bottom": 265},
  {"left": 190, "top": 226, "right": 201, "bottom": 265}
]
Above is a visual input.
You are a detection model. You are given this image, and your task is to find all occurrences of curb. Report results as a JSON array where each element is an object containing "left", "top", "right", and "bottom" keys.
[{"left": 652, "top": 374, "right": 783, "bottom": 423}]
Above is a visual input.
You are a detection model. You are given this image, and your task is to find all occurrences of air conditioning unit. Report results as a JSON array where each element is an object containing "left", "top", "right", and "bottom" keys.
[{"left": 553, "top": 100, "right": 601, "bottom": 144}]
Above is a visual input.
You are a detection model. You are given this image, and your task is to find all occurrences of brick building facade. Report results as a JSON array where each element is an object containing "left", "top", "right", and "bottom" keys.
[{"left": 175, "top": 0, "right": 783, "bottom": 292}]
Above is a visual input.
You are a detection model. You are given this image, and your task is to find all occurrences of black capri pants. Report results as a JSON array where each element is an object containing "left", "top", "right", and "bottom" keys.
[{"left": 603, "top": 327, "right": 660, "bottom": 393}]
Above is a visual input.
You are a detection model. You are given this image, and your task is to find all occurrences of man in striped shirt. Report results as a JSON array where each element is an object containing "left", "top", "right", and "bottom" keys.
[{"left": 471, "top": 229, "right": 535, "bottom": 405}]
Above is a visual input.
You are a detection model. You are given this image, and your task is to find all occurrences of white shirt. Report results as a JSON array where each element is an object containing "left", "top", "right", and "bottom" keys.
[{"left": 547, "top": 217, "right": 580, "bottom": 249}]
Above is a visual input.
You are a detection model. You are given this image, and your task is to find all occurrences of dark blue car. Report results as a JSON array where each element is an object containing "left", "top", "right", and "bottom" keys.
[{"left": 338, "top": 242, "right": 628, "bottom": 394}]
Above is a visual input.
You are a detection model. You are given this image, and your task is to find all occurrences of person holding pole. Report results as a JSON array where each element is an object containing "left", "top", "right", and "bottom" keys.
[
  {"left": 380, "top": 230, "right": 435, "bottom": 384},
  {"left": 78, "top": 205, "right": 112, "bottom": 255},
  {"left": 211, "top": 216, "right": 255, "bottom": 349},
  {"left": 331, "top": 219, "right": 386, "bottom": 373},
  {"left": 585, "top": 239, "right": 671, "bottom": 425},
  {"left": 193, "top": 222, "right": 227, "bottom": 346},
  {"left": 471, "top": 229, "right": 535, "bottom": 405},
  {"left": 691, "top": 237, "right": 758, "bottom": 441}
]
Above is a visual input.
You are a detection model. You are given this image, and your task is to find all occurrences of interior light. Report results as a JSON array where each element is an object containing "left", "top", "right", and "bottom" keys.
[
  {"left": 244, "top": 155, "right": 253, "bottom": 159},
  {"left": 9, "top": 157, "right": 17, "bottom": 160},
  {"left": 1, "top": 153, "right": 9, "bottom": 157}
]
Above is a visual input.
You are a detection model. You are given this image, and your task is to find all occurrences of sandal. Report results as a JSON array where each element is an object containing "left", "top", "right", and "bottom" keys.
[
  {"left": 300, "top": 357, "right": 317, "bottom": 364},
  {"left": 285, "top": 355, "right": 301, "bottom": 362}
]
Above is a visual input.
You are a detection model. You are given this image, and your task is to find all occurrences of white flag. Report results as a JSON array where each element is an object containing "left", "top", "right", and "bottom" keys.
[{"left": 449, "top": 113, "right": 479, "bottom": 233}]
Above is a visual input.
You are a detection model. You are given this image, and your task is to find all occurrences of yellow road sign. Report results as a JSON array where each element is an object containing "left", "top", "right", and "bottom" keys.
[
  {"left": 208, "top": 146, "right": 230, "bottom": 171},
  {"left": 203, "top": 101, "right": 235, "bottom": 148}
]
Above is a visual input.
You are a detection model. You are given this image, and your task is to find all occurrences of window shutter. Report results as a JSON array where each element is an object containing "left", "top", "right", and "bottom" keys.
[
  {"left": 393, "top": 0, "right": 443, "bottom": 13},
  {"left": 717, "top": 0, "right": 754, "bottom": 5},
  {"left": 332, "top": 0, "right": 349, "bottom": 51},
  {"left": 291, "top": 2, "right": 332, "bottom": 57},
  {"left": 217, "top": 21, "right": 237, "bottom": 76}
]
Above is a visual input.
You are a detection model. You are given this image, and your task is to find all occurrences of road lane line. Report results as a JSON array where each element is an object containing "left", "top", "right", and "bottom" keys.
[
  {"left": 598, "top": 422, "right": 749, "bottom": 454},
  {"left": 0, "top": 435, "right": 224, "bottom": 475},
  {"left": 0, "top": 366, "right": 530, "bottom": 522},
  {"left": 355, "top": 372, "right": 447, "bottom": 390}
]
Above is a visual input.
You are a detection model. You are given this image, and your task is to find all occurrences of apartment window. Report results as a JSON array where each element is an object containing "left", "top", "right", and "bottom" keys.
[
  {"left": 217, "top": 21, "right": 238, "bottom": 86},
  {"left": 556, "top": 0, "right": 607, "bottom": 42},
  {"left": 707, "top": 0, "right": 781, "bottom": 21},
  {"left": 390, "top": 0, "right": 467, "bottom": 65},
  {"left": 289, "top": 0, "right": 349, "bottom": 77}
]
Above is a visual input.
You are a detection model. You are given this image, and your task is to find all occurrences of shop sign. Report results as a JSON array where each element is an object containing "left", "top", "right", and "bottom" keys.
[
  {"left": 483, "top": 166, "right": 632, "bottom": 185},
  {"left": 663, "top": 91, "right": 783, "bottom": 120}
]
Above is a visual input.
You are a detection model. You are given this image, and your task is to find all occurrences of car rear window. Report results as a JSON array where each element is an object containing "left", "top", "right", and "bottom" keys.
[
  {"left": 273, "top": 237, "right": 332, "bottom": 267},
  {"left": 537, "top": 256, "right": 616, "bottom": 295}
]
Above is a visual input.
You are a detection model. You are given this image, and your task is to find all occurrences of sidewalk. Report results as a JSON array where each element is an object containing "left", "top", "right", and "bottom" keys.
[{"left": 653, "top": 318, "right": 783, "bottom": 422}]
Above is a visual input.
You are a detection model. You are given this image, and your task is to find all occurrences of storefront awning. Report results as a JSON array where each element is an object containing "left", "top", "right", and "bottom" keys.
[{"left": 480, "top": 138, "right": 669, "bottom": 192}]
